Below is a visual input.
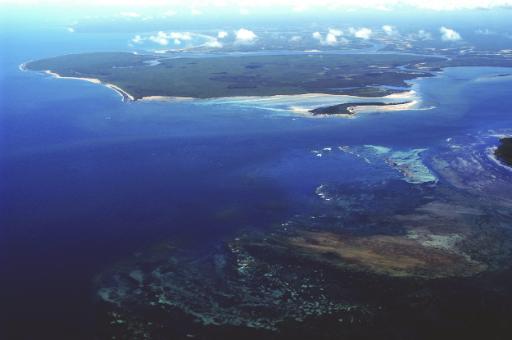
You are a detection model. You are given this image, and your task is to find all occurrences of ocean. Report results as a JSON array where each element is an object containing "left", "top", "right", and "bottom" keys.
[{"left": 1, "top": 28, "right": 512, "bottom": 339}]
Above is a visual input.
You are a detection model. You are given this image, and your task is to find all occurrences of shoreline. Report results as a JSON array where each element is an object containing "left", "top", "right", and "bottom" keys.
[
  {"left": 139, "top": 91, "right": 416, "bottom": 103},
  {"left": 487, "top": 146, "right": 512, "bottom": 173},
  {"left": 348, "top": 100, "right": 420, "bottom": 114},
  {"left": 140, "top": 95, "right": 195, "bottom": 102},
  {"left": 41, "top": 69, "right": 135, "bottom": 102},
  {"left": 104, "top": 83, "right": 135, "bottom": 102}
]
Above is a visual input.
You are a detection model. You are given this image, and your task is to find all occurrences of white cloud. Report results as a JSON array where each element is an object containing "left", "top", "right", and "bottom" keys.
[
  {"left": 325, "top": 33, "right": 338, "bottom": 46},
  {"left": 349, "top": 27, "right": 372, "bottom": 40},
  {"left": 146, "top": 31, "right": 195, "bottom": 46},
  {"left": 440, "top": 26, "right": 462, "bottom": 41},
  {"left": 149, "top": 31, "right": 169, "bottom": 45},
  {"left": 382, "top": 25, "right": 396, "bottom": 36},
  {"left": 239, "top": 8, "right": 249, "bottom": 15},
  {"left": 234, "top": 28, "right": 257, "bottom": 44},
  {"left": 312, "top": 30, "right": 347, "bottom": 46},
  {"left": 131, "top": 34, "right": 143, "bottom": 43},
  {"left": 218, "top": 31, "right": 228, "bottom": 39},
  {"left": 312, "top": 31, "right": 322, "bottom": 40},
  {"left": 290, "top": 35, "right": 302, "bottom": 42},
  {"left": 149, "top": 32, "right": 191, "bottom": 46},
  {"left": 67, "top": 27, "right": 75, "bottom": 33}
]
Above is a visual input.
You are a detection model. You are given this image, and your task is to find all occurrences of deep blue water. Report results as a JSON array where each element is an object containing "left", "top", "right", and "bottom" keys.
[{"left": 1, "top": 29, "right": 512, "bottom": 338}]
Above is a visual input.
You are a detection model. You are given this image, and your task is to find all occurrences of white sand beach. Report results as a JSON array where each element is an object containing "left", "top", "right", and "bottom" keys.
[
  {"left": 140, "top": 96, "right": 195, "bottom": 102},
  {"left": 43, "top": 70, "right": 134, "bottom": 102}
]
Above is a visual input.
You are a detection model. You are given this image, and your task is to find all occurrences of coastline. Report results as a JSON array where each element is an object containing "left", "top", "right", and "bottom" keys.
[
  {"left": 36, "top": 68, "right": 135, "bottom": 102},
  {"left": 383, "top": 90, "right": 416, "bottom": 99},
  {"left": 45, "top": 70, "right": 102, "bottom": 84},
  {"left": 104, "top": 83, "right": 135, "bottom": 102},
  {"left": 140, "top": 95, "right": 195, "bottom": 102},
  {"left": 139, "top": 91, "right": 416, "bottom": 103},
  {"left": 487, "top": 146, "right": 512, "bottom": 173},
  {"left": 348, "top": 100, "right": 420, "bottom": 114}
]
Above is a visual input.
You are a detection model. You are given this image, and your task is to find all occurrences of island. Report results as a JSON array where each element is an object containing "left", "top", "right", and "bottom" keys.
[
  {"left": 309, "top": 101, "right": 411, "bottom": 115},
  {"left": 495, "top": 137, "right": 512, "bottom": 166},
  {"left": 24, "top": 52, "right": 440, "bottom": 101}
]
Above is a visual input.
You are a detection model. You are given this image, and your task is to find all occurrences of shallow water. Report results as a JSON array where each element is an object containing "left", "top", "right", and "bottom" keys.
[{"left": 1, "top": 30, "right": 512, "bottom": 339}]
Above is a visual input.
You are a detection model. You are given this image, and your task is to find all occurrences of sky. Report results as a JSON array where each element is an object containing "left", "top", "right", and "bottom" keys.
[
  {"left": 2, "top": 0, "right": 511, "bottom": 43},
  {"left": 2, "top": 0, "right": 512, "bottom": 11}
]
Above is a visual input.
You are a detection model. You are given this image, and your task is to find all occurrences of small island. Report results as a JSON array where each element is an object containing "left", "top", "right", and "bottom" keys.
[
  {"left": 309, "top": 101, "right": 411, "bottom": 115},
  {"left": 495, "top": 137, "right": 512, "bottom": 166}
]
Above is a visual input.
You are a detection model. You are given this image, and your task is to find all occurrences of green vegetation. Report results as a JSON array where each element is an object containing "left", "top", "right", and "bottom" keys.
[
  {"left": 26, "top": 52, "right": 439, "bottom": 100},
  {"left": 309, "top": 101, "right": 410, "bottom": 115},
  {"left": 495, "top": 137, "right": 512, "bottom": 166}
]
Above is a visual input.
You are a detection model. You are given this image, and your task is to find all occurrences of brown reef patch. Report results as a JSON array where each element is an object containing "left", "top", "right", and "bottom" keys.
[{"left": 254, "top": 229, "right": 487, "bottom": 279}]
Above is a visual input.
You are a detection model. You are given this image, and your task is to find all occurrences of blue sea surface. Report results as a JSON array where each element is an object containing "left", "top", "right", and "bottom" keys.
[{"left": 1, "top": 29, "right": 512, "bottom": 338}]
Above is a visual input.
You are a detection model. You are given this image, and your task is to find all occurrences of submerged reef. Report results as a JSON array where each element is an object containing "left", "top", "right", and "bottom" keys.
[
  {"left": 95, "top": 240, "right": 365, "bottom": 339},
  {"left": 325, "top": 145, "right": 437, "bottom": 184},
  {"left": 95, "top": 133, "right": 512, "bottom": 339}
]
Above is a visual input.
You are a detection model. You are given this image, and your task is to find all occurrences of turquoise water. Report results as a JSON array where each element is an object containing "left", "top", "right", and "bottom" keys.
[{"left": 1, "top": 29, "right": 512, "bottom": 338}]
